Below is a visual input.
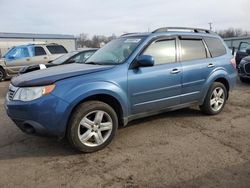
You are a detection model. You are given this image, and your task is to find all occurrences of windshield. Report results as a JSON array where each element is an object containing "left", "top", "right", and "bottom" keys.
[
  {"left": 86, "top": 37, "right": 145, "bottom": 65},
  {"left": 52, "top": 51, "right": 78, "bottom": 65}
]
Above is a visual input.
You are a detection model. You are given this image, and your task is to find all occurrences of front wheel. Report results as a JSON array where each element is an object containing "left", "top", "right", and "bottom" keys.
[
  {"left": 200, "top": 82, "right": 227, "bottom": 115},
  {"left": 67, "top": 101, "right": 118, "bottom": 153}
]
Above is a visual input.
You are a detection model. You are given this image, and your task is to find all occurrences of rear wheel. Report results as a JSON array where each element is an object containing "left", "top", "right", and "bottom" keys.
[
  {"left": 0, "top": 68, "right": 6, "bottom": 81},
  {"left": 200, "top": 82, "right": 227, "bottom": 115},
  {"left": 67, "top": 101, "right": 118, "bottom": 153}
]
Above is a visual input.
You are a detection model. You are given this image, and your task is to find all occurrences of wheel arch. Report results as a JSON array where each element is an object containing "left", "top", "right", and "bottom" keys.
[
  {"left": 200, "top": 70, "right": 231, "bottom": 103},
  {"left": 69, "top": 93, "right": 125, "bottom": 127}
]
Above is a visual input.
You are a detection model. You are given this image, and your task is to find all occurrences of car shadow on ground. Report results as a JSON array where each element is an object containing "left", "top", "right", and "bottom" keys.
[{"left": 0, "top": 107, "right": 204, "bottom": 160}]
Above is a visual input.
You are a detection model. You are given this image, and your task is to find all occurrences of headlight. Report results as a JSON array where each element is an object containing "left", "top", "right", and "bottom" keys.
[{"left": 13, "top": 84, "right": 55, "bottom": 101}]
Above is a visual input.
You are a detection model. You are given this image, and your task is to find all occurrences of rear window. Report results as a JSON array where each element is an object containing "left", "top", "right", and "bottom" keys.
[
  {"left": 46, "top": 45, "right": 67, "bottom": 54},
  {"left": 204, "top": 37, "right": 226, "bottom": 57},
  {"left": 180, "top": 39, "right": 207, "bottom": 61}
]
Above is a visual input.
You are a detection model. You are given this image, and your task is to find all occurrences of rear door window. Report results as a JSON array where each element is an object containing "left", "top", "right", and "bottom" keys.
[
  {"left": 46, "top": 45, "right": 67, "bottom": 54},
  {"left": 143, "top": 39, "right": 176, "bottom": 65},
  {"left": 180, "top": 39, "right": 207, "bottom": 61},
  {"left": 204, "top": 37, "right": 226, "bottom": 57},
  {"left": 34, "top": 46, "right": 46, "bottom": 56}
]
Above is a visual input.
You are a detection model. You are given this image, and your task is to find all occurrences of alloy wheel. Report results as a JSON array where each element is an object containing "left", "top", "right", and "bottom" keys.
[
  {"left": 78, "top": 110, "right": 113, "bottom": 147},
  {"left": 210, "top": 87, "right": 225, "bottom": 112}
]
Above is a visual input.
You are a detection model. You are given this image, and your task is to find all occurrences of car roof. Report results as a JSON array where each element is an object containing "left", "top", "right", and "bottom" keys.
[{"left": 10, "top": 43, "right": 63, "bottom": 48}]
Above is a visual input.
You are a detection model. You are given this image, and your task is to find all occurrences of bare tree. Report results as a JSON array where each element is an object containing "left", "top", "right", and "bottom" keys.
[
  {"left": 77, "top": 33, "right": 117, "bottom": 48},
  {"left": 216, "top": 28, "right": 250, "bottom": 38}
]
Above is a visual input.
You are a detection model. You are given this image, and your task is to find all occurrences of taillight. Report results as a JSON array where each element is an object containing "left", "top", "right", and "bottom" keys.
[{"left": 230, "top": 58, "right": 237, "bottom": 70}]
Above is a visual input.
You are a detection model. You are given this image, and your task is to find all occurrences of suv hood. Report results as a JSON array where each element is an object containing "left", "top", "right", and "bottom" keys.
[{"left": 11, "top": 63, "right": 114, "bottom": 87}]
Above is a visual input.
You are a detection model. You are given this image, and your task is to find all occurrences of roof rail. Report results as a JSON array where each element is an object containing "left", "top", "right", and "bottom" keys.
[
  {"left": 120, "top": 32, "right": 140, "bottom": 37},
  {"left": 152, "top": 27, "right": 213, "bottom": 34}
]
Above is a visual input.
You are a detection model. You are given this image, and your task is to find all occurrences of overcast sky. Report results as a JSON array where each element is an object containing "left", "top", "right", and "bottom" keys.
[{"left": 0, "top": 0, "right": 249, "bottom": 36}]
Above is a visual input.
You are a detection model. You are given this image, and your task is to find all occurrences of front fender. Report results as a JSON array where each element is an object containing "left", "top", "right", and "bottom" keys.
[{"left": 53, "top": 81, "right": 129, "bottom": 123}]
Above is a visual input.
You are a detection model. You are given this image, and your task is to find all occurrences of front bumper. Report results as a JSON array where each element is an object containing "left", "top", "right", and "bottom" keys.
[{"left": 5, "top": 93, "right": 70, "bottom": 137}]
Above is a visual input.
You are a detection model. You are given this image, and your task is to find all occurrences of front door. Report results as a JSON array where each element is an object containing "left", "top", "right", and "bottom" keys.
[{"left": 128, "top": 37, "right": 182, "bottom": 114}]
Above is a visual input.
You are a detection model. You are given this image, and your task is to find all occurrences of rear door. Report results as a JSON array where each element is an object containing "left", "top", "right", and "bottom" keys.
[
  {"left": 179, "top": 36, "right": 227, "bottom": 104},
  {"left": 29, "top": 46, "right": 49, "bottom": 65},
  {"left": 128, "top": 37, "right": 182, "bottom": 114},
  {"left": 179, "top": 36, "right": 212, "bottom": 103}
]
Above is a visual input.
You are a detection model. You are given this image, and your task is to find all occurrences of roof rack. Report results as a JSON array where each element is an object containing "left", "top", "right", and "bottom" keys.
[
  {"left": 120, "top": 32, "right": 140, "bottom": 37},
  {"left": 152, "top": 27, "right": 212, "bottom": 34}
]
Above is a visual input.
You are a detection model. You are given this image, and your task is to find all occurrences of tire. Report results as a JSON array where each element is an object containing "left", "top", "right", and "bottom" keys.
[
  {"left": 240, "top": 77, "right": 249, "bottom": 83},
  {"left": 0, "top": 68, "right": 6, "bottom": 81},
  {"left": 200, "top": 82, "right": 228, "bottom": 115},
  {"left": 67, "top": 101, "right": 118, "bottom": 153}
]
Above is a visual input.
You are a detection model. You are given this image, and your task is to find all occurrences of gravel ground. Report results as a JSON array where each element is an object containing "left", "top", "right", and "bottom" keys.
[{"left": 0, "top": 80, "right": 249, "bottom": 188}]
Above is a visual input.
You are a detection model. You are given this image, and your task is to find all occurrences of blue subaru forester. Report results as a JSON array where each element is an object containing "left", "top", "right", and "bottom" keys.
[{"left": 5, "top": 27, "right": 237, "bottom": 152}]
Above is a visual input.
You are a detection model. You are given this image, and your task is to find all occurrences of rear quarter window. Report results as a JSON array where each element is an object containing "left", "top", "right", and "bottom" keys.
[
  {"left": 204, "top": 37, "right": 226, "bottom": 57},
  {"left": 46, "top": 45, "right": 67, "bottom": 54}
]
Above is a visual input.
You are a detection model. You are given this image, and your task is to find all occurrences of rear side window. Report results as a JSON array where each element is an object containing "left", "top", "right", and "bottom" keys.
[
  {"left": 204, "top": 37, "right": 226, "bottom": 57},
  {"left": 34, "top": 46, "right": 46, "bottom": 56},
  {"left": 46, "top": 45, "right": 67, "bottom": 54},
  {"left": 143, "top": 39, "right": 176, "bottom": 65},
  {"left": 180, "top": 39, "right": 207, "bottom": 61}
]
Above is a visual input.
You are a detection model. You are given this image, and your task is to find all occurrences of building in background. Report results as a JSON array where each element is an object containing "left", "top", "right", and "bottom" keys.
[
  {"left": 224, "top": 36, "right": 250, "bottom": 50},
  {"left": 0, "top": 32, "right": 76, "bottom": 57}
]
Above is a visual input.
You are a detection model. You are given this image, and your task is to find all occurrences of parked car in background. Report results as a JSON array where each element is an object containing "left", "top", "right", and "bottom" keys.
[
  {"left": 5, "top": 27, "right": 237, "bottom": 153},
  {"left": 235, "top": 42, "right": 250, "bottom": 67},
  {"left": 0, "top": 43, "right": 67, "bottom": 81},
  {"left": 238, "top": 56, "right": 250, "bottom": 82},
  {"left": 19, "top": 49, "right": 97, "bottom": 74}
]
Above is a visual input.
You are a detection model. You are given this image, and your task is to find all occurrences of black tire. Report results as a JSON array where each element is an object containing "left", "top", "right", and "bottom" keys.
[
  {"left": 240, "top": 77, "right": 249, "bottom": 83},
  {"left": 67, "top": 101, "right": 118, "bottom": 153},
  {"left": 199, "top": 82, "right": 228, "bottom": 115},
  {"left": 0, "top": 68, "right": 6, "bottom": 81}
]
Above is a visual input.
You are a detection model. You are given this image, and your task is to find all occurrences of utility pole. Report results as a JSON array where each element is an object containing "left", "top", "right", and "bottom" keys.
[{"left": 208, "top": 22, "right": 212, "bottom": 31}]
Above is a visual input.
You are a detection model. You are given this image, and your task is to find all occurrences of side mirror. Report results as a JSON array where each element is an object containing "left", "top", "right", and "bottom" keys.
[
  {"left": 136, "top": 55, "right": 154, "bottom": 67},
  {"left": 246, "top": 48, "right": 250, "bottom": 55}
]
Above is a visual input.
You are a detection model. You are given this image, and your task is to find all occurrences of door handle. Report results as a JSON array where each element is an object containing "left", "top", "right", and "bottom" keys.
[
  {"left": 26, "top": 58, "right": 30, "bottom": 61},
  {"left": 171, "top": 68, "right": 181, "bottom": 74},
  {"left": 207, "top": 63, "right": 215, "bottom": 68},
  {"left": 44, "top": 57, "right": 47, "bottom": 59}
]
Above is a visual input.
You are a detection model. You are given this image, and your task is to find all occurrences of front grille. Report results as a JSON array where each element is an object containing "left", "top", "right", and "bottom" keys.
[
  {"left": 244, "top": 63, "right": 250, "bottom": 74},
  {"left": 8, "top": 84, "right": 18, "bottom": 100}
]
